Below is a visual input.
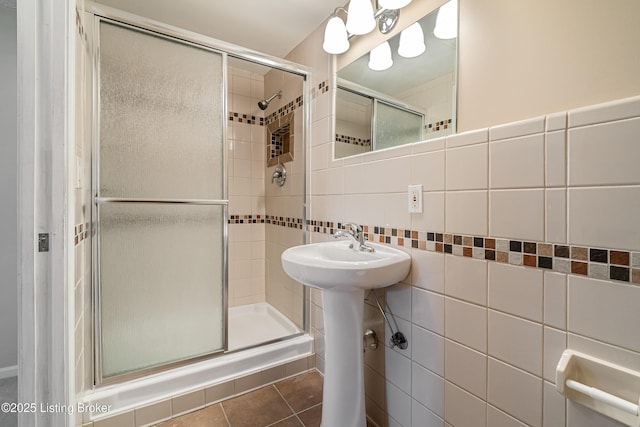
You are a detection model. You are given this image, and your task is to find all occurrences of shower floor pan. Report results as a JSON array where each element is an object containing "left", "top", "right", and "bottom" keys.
[
  {"left": 83, "top": 303, "right": 310, "bottom": 424},
  {"left": 228, "top": 302, "right": 301, "bottom": 351}
]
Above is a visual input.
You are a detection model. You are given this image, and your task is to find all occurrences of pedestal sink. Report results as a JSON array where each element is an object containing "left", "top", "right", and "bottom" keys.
[{"left": 281, "top": 241, "right": 411, "bottom": 427}]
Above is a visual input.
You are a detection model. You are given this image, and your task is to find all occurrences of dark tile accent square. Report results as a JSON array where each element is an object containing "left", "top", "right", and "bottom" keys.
[
  {"left": 385, "top": 236, "right": 391, "bottom": 244},
  {"left": 436, "top": 243, "right": 443, "bottom": 252},
  {"left": 392, "top": 229, "right": 397, "bottom": 237},
  {"left": 589, "top": 248, "right": 608, "bottom": 263},
  {"left": 405, "top": 230, "right": 412, "bottom": 239},
  {"left": 610, "top": 251, "right": 630, "bottom": 266},
  {"left": 463, "top": 247, "right": 472, "bottom": 257},
  {"left": 412, "top": 240, "right": 419, "bottom": 248},
  {"left": 444, "top": 244, "right": 453, "bottom": 254},
  {"left": 538, "top": 256, "right": 553, "bottom": 269},
  {"left": 510, "top": 241, "right": 522, "bottom": 252},
  {"left": 485, "top": 250, "right": 496, "bottom": 261},
  {"left": 427, "top": 232, "right": 435, "bottom": 241},
  {"left": 554, "top": 245, "right": 570, "bottom": 258},
  {"left": 485, "top": 238, "right": 496, "bottom": 250},
  {"left": 453, "top": 235, "right": 463, "bottom": 245},
  {"left": 610, "top": 266, "right": 630, "bottom": 282},
  {"left": 571, "top": 261, "right": 588, "bottom": 276},
  {"left": 523, "top": 242, "right": 537, "bottom": 254},
  {"left": 474, "top": 237, "right": 484, "bottom": 248},
  {"left": 435, "top": 233, "right": 443, "bottom": 242},
  {"left": 523, "top": 255, "right": 537, "bottom": 267}
]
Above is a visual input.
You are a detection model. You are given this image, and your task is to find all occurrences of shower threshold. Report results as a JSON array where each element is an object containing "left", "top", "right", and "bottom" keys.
[{"left": 228, "top": 302, "right": 301, "bottom": 351}]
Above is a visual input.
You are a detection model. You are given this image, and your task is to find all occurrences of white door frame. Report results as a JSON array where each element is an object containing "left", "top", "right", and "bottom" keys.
[{"left": 17, "top": 0, "right": 74, "bottom": 426}]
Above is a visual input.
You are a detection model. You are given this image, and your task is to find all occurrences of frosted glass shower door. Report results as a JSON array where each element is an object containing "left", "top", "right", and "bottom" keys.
[{"left": 96, "top": 21, "right": 227, "bottom": 380}]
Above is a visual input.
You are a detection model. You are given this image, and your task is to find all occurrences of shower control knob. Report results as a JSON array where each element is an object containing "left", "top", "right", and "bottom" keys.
[{"left": 271, "top": 164, "right": 286, "bottom": 187}]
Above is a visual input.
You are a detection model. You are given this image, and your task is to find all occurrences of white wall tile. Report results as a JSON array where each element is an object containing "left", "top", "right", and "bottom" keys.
[
  {"left": 386, "top": 284, "right": 412, "bottom": 322},
  {"left": 445, "top": 144, "right": 488, "bottom": 190},
  {"left": 545, "top": 130, "right": 566, "bottom": 187},
  {"left": 568, "top": 276, "right": 640, "bottom": 353},
  {"left": 490, "top": 134, "right": 544, "bottom": 189},
  {"left": 445, "top": 190, "right": 488, "bottom": 236},
  {"left": 488, "top": 310, "right": 543, "bottom": 376},
  {"left": 568, "top": 95, "right": 640, "bottom": 128},
  {"left": 386, "top": 346, "right": 412, "bottom": 394},
  {"left": 567, "top": 401, "right": 626, "bottom": 427},
  {"left": 488, "top": 358, "right": 543, "bottom": 427},
  {"left": 543, "top": 327, "right": 566, "bottom": 383},
  {"left": 543, "top": 271, "right": 567, "bottom": 329},
  {"left": 412, "top": 191, "right": 445, "bottom": 233},
  {"left": 487, "top": 405, "right": 529, "bottom": 427},
  {"left": 387, "top": 381, "right": 412, "bottom": 427},
  {"left": 412, "top": 362, "right": 445, "bottom": 418},
  {"left": 445, "top": 298, "right": 487, "bottom": 353},
  {"left": 412, "top": 288, "right": 445, "bottom": 335},
  {"left": 412, "top": 325, "right": 445, "bottom": 376},
  {"left": 361, "top": 156, "right": 412, "bottom": 194},
  {"left": 444, "top": 339, "right": 487, "bottom": 399},
  {"left": 444, "top": 255, "right": 488, "bottom": 305},
  {"left": 546, "top": 112, "right": 567, "bottom": 132},
  {"left": 413, "top": 136, "right": 446, "bottom": 153},
  {"left": 488, "top": 263, "right": 543, "bottom": 322},
  {"left": 568, "top": 186, "right": 640, "bottom": 251},
  {"left": 411, "top": 151, "right": 445, "bottom": 192},
  {"left": 490, "top": 116, "right": 545, "bottom": 141},
  {"left": 446, "top": 128, "right": 488, "bottom": 148},
  {"left": 568, "top": 117, "right": 640, "bottom": 186},
  {"left": 489, "top": 189, "right": 544, "bottom": 241},
  {"left": 444, "top": 381, "right": 487, "bottom": 427},
  {"left": 384, "top": 193, "right": 412, "bottom": 229},
  {"left": 543, "top": 381, "right": 566, "bottom": 427},
  {"left": 567, "top": 333, "right": 640, "bottom": 374},
  {"left": 411, "top": 250, "right": 445, "bottom": 293},
  {"left": 412, "top": 400, "right": 445, "bottom": 427},
  {"left": 546, "top": 188, "right": 567, "bottom": 244}
]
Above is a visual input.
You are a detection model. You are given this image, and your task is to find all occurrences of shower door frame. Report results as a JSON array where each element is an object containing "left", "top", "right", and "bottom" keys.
[{"left": 89, "top": 3, "right": 312, "bottom": 386}]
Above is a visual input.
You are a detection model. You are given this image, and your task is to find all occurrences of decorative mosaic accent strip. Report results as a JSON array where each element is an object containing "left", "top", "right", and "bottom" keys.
[
  {"left": 74, "top": 222, "right": 90, "bottom": 246},
  {"left": 229, "top": 214, "right": 303, "bottom": 229},
  {"left": 228, "top": 112, "right": 265, "bottom": 126},
  {"left": 335, "top": 134, "right": 372, "bottom": 147},
  {"left": 265, "top": 96, "right": 304, "bottom": 126},
  {"left": 299, "top": 219, "right": 640, "bottom": 286},
  {"left": 425, "top": 118, "right": 452, "bottom": 134},
  {"left": 312, "top": 80, "right": 329, "bottom": 100}
]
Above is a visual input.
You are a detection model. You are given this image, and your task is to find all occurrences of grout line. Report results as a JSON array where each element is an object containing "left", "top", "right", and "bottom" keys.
[
  {"left": 218, "top": 402, "right": 231, "bottom": 427},
  {"left": 271, "top": 385, "right": 304, "bottom": 426}
]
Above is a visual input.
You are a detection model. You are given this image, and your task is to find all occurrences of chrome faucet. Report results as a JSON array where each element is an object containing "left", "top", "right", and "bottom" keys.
[{"left": 334, "top": 222, "right": 375, "bottom": 252}]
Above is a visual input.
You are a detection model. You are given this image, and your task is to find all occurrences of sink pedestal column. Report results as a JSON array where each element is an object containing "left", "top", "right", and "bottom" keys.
[{"left": 320, "top": 288, "right": 366, "bottom": 427}]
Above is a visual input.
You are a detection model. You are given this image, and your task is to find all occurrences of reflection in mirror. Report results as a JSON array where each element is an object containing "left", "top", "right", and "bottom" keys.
[{"left": 334, "top": 1, "right": 457, "bottom": 159}]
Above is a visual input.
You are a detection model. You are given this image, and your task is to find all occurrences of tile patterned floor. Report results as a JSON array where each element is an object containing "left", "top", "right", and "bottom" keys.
[{"left": 156, "top": 370, "right": 324, "bottom": 427}]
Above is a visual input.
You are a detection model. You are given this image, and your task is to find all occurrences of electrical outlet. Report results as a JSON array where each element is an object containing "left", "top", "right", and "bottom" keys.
[{"left": 408, "top": 184, "right": 422, "bottom": 213}]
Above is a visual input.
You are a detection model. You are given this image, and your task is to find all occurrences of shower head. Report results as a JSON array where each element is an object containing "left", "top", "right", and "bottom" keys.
[{"left": 258, "top": 90, "right": 282, "bottom": 110}]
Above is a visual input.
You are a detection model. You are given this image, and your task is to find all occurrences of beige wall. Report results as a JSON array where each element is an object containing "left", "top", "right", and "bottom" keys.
[{"left": 458, "top": 0, "right": 640, "bottom": 131}]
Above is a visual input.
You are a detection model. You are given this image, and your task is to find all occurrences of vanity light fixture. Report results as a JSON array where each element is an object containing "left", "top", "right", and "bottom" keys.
[
  {"left": 322, "top": 0, "right": 412, "bottom": 55},
  {"left": 378, "top": 0, "right": 412, "bottom": 9},
  {"left": 368, "top": 41, "right": 393, "bottom": 71},
  {"left": 397, "top": 22, "right": 425, "bottom": 58},
  {"left": 323, "top": 10, "right": 350, "bottom": 54},
  {"left": 433, "top": 0, "right": 458, "bottom": 39},
  {"left": 346, "top": 0, "right": 376, "bottom": 35}
]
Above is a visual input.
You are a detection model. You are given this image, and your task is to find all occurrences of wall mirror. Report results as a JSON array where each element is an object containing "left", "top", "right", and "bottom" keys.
[{"left": 334, "top": 1, "right": 457, "bottom": 159}]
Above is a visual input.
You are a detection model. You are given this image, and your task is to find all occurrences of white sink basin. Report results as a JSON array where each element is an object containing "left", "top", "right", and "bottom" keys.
[
  {"left": 281, "top": 241, "right": 410, "bottom": 290},
  {"left": 281, "top": 240, "right": 411, "bottom": 426}
]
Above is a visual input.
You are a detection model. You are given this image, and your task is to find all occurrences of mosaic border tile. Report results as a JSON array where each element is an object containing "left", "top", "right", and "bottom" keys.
[
  {"left": 335, "top": 134, "right": 371, "bottom": 147},
  {"left": 240, "top": 216, "right": 640, "bottom": 286},
  {"left": 73, "top": 222, "right": 90, "bottom": 246},
  {"left": 228, "top": 112, "right": 265, "bottom": 126}
]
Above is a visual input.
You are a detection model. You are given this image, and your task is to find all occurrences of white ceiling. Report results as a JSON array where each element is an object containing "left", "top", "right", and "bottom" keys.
[{"left": 96, "top": 0, "right": 348, "bottom": 59}]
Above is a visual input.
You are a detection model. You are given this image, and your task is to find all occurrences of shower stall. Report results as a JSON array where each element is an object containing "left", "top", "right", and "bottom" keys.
[{"left": 89, "top": 4, "right": 311, "bottom": 395}]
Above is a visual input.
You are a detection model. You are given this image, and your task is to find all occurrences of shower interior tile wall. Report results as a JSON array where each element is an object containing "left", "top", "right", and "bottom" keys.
[
  {"left": 227, "top": 66, "right": 267, "bottom": 307},
  {"left": 308, "top": 94, "right": 640, "bottom": 427}
]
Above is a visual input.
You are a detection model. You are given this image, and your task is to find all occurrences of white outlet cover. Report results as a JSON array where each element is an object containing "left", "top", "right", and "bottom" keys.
[{"left": 408, "top": 184, "right": 423, "bottom": 213}]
